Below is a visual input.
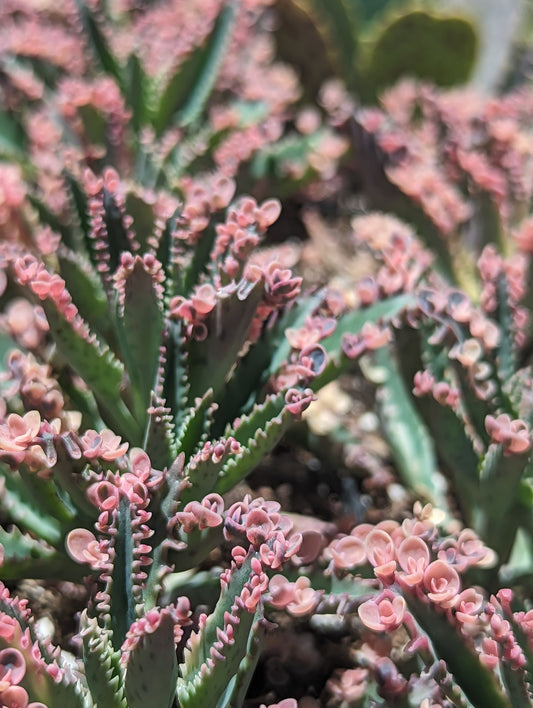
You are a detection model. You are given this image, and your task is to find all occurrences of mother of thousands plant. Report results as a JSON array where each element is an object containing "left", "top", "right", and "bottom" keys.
[{"left": 0, "top": 1, "right": 532, "bottom": 707}]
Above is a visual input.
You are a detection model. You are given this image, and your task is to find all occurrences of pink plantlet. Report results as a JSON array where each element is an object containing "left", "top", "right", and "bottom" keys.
[
  {"left": 454, "top": 588, "right": 485, "bottom": 632},
  {"left": 65, "top": 529, "right": 109, "bottom": 569},
  {"left": 485, "top": 413, "right": 531, "bottom": 454},
  {"left": 0, "top": 648, "right": 26, "bottom": 685},
  {"left": 365, "top": 529, "right": 397, "bottom": 583},
  {"left": 190, "top": 284, "right": 217, "bottom": 315},
  {"left": 413, "top": 369, "right": 435, "bottom": 396},
  {"left": 174, "top": 495, "right": 224, "bottom": 534},
  {"left": 396, "top": 535, "right": 430, "bottom": 588},
  {"left": 255, "top": 199, "right": 281, "bottom": 230},
  {"left": 284, "top": 388, "right": 315, "bottom": 417},
  {"left": 260, "top": 700, "right": 297, "bottom": 708},
  {"left": 0, "top": 411, "right": 41, "bottom": 453},
  {"left": 358, "top": 591, "right": 407, "bottom": 633},
  {"left": 326, "top": 667, "right": 369, "bottom": 704},
  {"left": 86, "top": 480, "right": 120, "bottom": 512},
  {"left": 479, "top": 637, "right": 500, "bottom": 670},
  {"left": 423, "top": 560, "right": 461, "bottom": 608},
  {"left": 326, "top": 534, "right": 366, "bottom": 571},
  {"left": 80, "top": 429, "right": 129, "bottom": 461},
  {"left": 262, "top": 262, "right": 302, "bottom": 306}
]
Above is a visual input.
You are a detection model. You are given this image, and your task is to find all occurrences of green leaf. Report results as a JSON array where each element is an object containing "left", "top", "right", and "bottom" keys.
[
  {"left": 124, "top": 611, "right": 178, "bottom": 708},
  {"left": 26, "top": 192, "right": 70, "bottom": 242},
  {"left": 404, "top": 386, "right": 479, "bottom": 524},
  {"left": 125, "top": 53, "right": 150, "bottom": 133},
  {"left": 172, "top": 225, "right": 217, "bottom": 299},
  {"left": 166, "top": 322, "right": 191, "bottom": 432},
  {"left": 452, "top": 361, "right": 492, "bottom": 449},
  {"left": 303, "top": 0, "right": 359, "bottom": 87},
  {"left": 0, "top": 467, "right": 64, "bottom": 545},
  {"left": 81, "top": 612, "right": 127, "bottom": 708},
  {"left": 505, "top": 366, "right": 533, "bottom": 425},
  {"left": 500, "top": 653, "right": 532, "bottom": 707},
  {"left": 152, "top": 2, "right": 237, "bottom": 134},
  {"left": 177, "top": 549, "right": 263, "bottom": 708},
  {"left": 372, "top": 347, "right": 440, "bottom": 502},
  {"left": 75, "top": 0, "right": 123, "bottom": 87},
  {"left": 474, "top": 444, "right": 530, "bottom": 563},
  {"left": 405, "top": 592, "right": 511, "bottom": 708},
  {"left": 144, "top": 394, "right": 177, "bottom": 472},
  {"left": 116, "top": 257, "right": 164, "bottom": 426},
  {"left": 212, "top": 290, "right": 324, "bottom": 434},
  {"left": 363, "top": 11, "right": 477, "bottom": 94},
  {"left": 0, "top": 525, "right": 57, "bottom": 579},
  {"left": 313, "top": 293, "right": 415, "bottom": 390},
  {"left": 58, "top": 247, "right": 110, "bottom": 341},
  {"left": 124, "top": 192, "right": 156, "bottom": 252},
  {"left": 77, "top": 103, "right": 107, "bottom": 146},
  {"left": 175, "top": 389, "right": 215, "bottom": 461},
  {"left": 216, "top": 392, "right": 291, "bottom": 494},
  {"left": 102, "top": 189, "right": 132, "bottom": 273},
  {"left": 186, "top": 278, "right": 264, "bottom": 403},
  {"left": 107, "top": 497, "right": 139, "bottom": 648},
  {"left": 0, "top": 526, "right": 55, "bottom": 568},
  {"left": 0, "top": 110, "right": 26, "bottom": 158},
  {"left": 226, "top": 623, "right": 265, "bottom": 707},
  {"left": 43, "top": 300, "right": 140, "bottom": 441},
  {"left": 495, "top": 272, "right": 517, "bottom": 384},
  {"left": 63, "top": 171, "right": 91, "bottom": 252}
]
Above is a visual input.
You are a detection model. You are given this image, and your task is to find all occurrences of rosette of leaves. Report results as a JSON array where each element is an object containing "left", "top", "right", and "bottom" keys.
[{"left": 0, "top": 152, "right": 416, "bottom": 706}]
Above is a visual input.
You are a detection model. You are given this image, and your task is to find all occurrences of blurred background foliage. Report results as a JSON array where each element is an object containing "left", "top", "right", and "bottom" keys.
[{"left": 274, "top": 0, "right": 533, "bottom": 102}]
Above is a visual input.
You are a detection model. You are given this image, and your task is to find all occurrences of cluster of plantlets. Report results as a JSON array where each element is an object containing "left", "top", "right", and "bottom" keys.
[{"left": 0, "top": 0, "right": 532, "bottom": 707}]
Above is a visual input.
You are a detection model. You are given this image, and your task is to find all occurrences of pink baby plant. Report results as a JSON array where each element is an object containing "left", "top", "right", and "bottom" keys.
[
  {"left": 326, "top": 667, "right": 369, "bottom": 707},
  {"left": 485, "top": 414, "right": 531, "bottom": 455},
  {"left": 267, "top": 575, "right": 322, "bottom": 617},
  {"left": 358, "top": 590, "right": 407, "bottom": 632}
]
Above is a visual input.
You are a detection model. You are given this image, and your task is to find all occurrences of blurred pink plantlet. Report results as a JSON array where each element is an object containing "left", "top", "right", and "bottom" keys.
[
  {"left": 0, "top": 411, "right": 41, "bottom": 452},
  {"left": 0, "top": 647, "right": 47, "bottom": 708},
  {"left": 364, "top": 528, "right": 397, "bottom": 582},
  {"left": 327, "top": 534, "right": 366, "bottom": 571},
  {"left": 485, "top": 414, "right": 531, "bottom": 454},
  {"left": 2, "top": 299, "right": 48, "bottom": 349},
  {"left": 326, "top": 667, "right": 369, "bottom": 705},
  {"left": 260, "top": 700, "right": 298, "bottom": 708}
]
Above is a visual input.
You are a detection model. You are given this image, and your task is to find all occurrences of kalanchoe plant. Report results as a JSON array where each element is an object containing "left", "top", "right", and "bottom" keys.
[
  {"left": 0, "top": 152, "right": 415, "bottom": 704},
  {"left": 0, "top": 1, "right": 533, "bottom": 707},
  {"left": 0, "top": 164, "right": 330, "bottom": 705}
]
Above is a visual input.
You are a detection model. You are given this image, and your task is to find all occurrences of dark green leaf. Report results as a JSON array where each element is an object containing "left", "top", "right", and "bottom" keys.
[
  {"left": 152, "top": 2, "right": 237, "bottom": 134},
  {"left": 75, "top": 0, "right": 123, "bottom": 86},
  {"left": 115, "top": 257, "right": 164, "bottom": 425},
  {"left": 186, "top": 278, "right": 264, "bottom": 403}
]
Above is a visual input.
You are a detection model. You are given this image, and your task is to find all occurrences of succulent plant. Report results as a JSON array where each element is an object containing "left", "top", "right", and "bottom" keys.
[{"left": 0, "top": 1, "right": 532, "bottom": 707}]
